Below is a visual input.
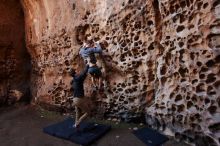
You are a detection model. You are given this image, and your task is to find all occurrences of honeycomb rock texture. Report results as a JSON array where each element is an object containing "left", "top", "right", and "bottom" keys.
[{"left": 21, "top": 0, "right": 220, "bottom": 144}]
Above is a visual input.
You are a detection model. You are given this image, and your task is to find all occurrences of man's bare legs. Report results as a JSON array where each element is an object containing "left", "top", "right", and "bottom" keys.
[{"left": 73, "top": 97, "right": 92, "bottom": 128}]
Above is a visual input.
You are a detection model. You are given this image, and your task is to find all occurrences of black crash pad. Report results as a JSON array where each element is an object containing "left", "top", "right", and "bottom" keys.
[
  {"left": 43, "top": 117, "right": 111, "bottom": 146},
  {"left": 133, "top": 127, "right": 169, "bottom": 146}
]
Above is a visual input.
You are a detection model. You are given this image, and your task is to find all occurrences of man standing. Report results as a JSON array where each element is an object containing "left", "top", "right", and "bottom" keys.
[{"left": 69, "top": 65, "right": 92, "bottom": 129}]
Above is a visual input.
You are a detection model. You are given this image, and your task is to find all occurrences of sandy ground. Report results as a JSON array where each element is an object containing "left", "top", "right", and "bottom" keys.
[{"left": 0, "top": 104, "right": 190, "bottom": 146}]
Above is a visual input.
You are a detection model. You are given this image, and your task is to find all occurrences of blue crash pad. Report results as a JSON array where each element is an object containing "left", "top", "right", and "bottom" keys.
[
  {"left": 133, "top": 127, "right": 169, "bottom": 146},
  {"left": 43, "top": 117, "right": 111, "bottom": 146}
]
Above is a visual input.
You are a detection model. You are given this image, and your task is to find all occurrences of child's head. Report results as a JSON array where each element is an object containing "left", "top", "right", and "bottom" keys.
[{"left": 85, "top": 39, "right": 94, "bottom": 47}]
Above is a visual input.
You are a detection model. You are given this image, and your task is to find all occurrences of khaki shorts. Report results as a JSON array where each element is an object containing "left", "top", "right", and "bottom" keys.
[{"left": 72, "top": 97, "right": 92, "bottom": 113}]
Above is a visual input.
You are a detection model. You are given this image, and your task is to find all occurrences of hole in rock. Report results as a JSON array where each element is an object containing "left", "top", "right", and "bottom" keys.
[
  {"left": 196, "top": 83, "right": 205, "bottom": 92},
  {"left": 187, "top": 101, "right": 193, "bottom": 109},
  {"left": 176, "top": 25, "right": 185, "bottom": 32},
  {"left": 213, "top": 0, "right": 220, "bottom": 8},
  {"left": 175, "top": 94, "right": 182, "bottom": 102},
  {"left": 208, "top": 106, "right": 217, "bottom": 114},
  {"left": 206, "top": 73, "right": 216, "bottom": 83},
  {"left": 214, "top": 55, "right": 220, "bottom": 63},
  {"left": 178, "top": 67, "right": 188, "bottom": 77},
  {"left": 206, "top": 60, "right": 215, "bottom": 67},
  {"left": 177, "top": 104, "right": 185, "bottom": 112}
]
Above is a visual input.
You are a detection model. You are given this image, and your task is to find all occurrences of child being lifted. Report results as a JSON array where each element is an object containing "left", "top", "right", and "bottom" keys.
[{"left": 79, "top": 39, "right": 103, "bottom": 91}]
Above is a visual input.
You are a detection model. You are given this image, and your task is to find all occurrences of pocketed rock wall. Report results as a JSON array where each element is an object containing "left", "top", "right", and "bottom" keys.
[{"left": 21, "top": 0, "right": 220, "bottom": 145}]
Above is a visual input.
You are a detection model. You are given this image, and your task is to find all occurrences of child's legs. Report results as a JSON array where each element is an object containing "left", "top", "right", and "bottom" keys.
[
  {"left": 91, "top": 76, "right": 95, "bottom": 86},
  {"left": 98, "top": 77, "right": 103, "bottom": 89}
]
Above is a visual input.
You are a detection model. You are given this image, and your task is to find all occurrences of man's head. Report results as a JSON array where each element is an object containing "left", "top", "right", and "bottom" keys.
[
  {"left": 69, "top": 66, "right": 80, "bottom": 76},
  {"left": 69, "top": 68, "right": 76, "bottom": 76}
]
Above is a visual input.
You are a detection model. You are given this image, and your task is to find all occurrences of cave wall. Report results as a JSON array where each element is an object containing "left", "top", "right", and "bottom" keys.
[
  {"left": 0, "top": 0, "right": 31, "bottom": 105},
  {"left": 21, "top": 0, "right": 220, "bottom": 145}
]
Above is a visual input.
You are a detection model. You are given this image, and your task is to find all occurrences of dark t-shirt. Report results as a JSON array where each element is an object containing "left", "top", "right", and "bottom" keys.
[{"left": 70, "top": 66, "right": 89, "bottom": 97}]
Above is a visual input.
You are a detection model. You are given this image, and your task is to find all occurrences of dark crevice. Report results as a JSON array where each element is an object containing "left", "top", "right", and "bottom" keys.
[
  {"left": 153, "top": 0, "right": 162, "bottom": 42},
  {"left": 0, "top": 0, "right": 32, "bottom": 106}
]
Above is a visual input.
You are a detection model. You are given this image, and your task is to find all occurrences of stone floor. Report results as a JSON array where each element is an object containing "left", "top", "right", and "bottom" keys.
[{"left": 0, "top": 103, "right": 190, "bottom": 146}]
